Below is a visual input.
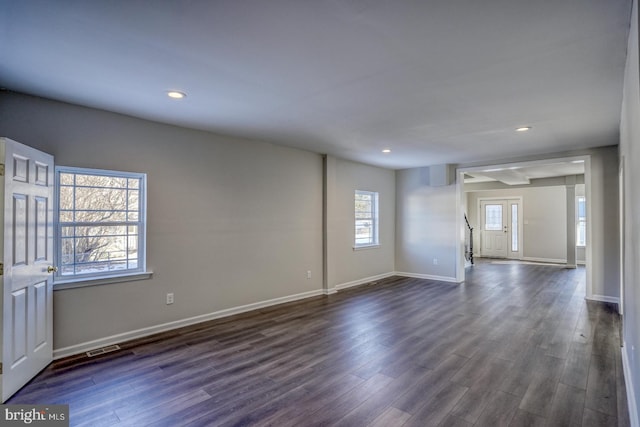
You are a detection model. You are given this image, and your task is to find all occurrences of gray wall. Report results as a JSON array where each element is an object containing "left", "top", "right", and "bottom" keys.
[
  {"left": 466, "top": 186, "right": 567, "bottom": 262},
  {"left": 395, "top": 167, "right": 458, "bottom": 280},
  {"left": 0, "top": 92, "right": 326, "bottom": 353},
  {"left": 588, "top": 146, "right": 620, "bottom": 301},
  {"left": 325, "top": 157, "right": 395, "bottom": 290},
  {"left": 620, "top": 0, "right": 640, "bottom": 422}
]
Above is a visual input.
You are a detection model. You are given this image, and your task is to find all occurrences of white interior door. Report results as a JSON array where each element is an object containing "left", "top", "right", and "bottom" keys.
[{"left": 1, "top": 137, "right": 54, "bottom": 402}]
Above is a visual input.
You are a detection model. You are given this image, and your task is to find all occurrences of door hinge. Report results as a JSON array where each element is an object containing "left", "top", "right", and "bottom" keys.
[
  {"left": 0, "top": 263, "right": 3, "bottom": 276},
  {"left": 0, "top": 362, "right": 3, "bottom": 374},
  {"left": 0, "top": 163, "right": 4, "bottom": 176}
]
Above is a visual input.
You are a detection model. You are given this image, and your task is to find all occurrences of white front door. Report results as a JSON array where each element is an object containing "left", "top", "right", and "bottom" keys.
[
  {"left": 480, "top": 198, "right": 522, "bottom": 259},
  {"left": 481, "top": 200, "right": 508, "bottom": 258},
  {"left": 1, "top": 138, "right": 54, "bottom": 402}
]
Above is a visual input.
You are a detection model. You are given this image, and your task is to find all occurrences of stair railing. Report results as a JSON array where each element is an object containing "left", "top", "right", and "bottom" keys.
[{"left": 464, "top": 214, "right": 474, "bottom": 265}]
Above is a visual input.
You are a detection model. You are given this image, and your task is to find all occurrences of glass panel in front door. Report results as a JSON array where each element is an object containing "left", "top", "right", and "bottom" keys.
[{"left": 485, "top": 204, "right": 503, "bottom": 230}]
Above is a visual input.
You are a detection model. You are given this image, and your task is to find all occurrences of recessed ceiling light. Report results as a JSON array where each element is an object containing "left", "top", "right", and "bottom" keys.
[
  {"left": 382, "top": 149, "right": 391, "bottom": 153},
  {"left": 571, "top": 160, "right": 585, "bottom": 164},
  {"left": 167, "top": 91, "right": 186, "bottom": 99},
  {"left": 516, "top": 126, "right": 532, "bottom": 132}
]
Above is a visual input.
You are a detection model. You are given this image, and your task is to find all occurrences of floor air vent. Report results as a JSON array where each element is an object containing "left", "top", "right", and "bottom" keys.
[{"left": 86, "top": 344, "right": 121, "bottom": 357}]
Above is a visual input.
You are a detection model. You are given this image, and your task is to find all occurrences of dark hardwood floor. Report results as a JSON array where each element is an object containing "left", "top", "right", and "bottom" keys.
[{"left": 9, "top": 260, "right": 630, "bottom": 426}]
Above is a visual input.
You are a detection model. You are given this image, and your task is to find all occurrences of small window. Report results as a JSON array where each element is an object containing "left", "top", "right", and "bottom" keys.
[
  {"left": 55, "top": 167, "right": 146, "bottom": 280},
  {"left": 576, "top": 196, "right": 586, "bottom": 247},
  {"left": 355, "top": 190, "right": 379, "bottom": 248}
]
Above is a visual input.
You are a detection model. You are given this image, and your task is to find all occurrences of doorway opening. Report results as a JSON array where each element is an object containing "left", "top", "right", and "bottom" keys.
[{"left": 456, "top": 155, "right": 592, "bottom": 297}]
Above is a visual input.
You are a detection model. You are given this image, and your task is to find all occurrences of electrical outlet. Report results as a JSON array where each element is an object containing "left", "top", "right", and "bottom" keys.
[
  {"left": 433, "top": 258, "right": 438, "bottom": 265},
  {"left": 307, "top": 270, "right": 312, "bottom": 279},
  {"left": 166, "top": 293, "right": 174, "bottom": 305}
]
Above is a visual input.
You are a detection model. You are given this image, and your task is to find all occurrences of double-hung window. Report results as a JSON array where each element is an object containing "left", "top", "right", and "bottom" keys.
[
  {"left": 354, "top": 190, "right": 379, "bottom": 248},
  {"left": 55, "top": 167, "right": 147, "bottom": 283}
]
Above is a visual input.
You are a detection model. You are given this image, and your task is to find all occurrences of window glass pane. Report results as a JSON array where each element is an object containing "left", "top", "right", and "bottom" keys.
[
  {"left": 577, "top": 197, "right": 586, "bottom": 220},
  {"left": 577, "top": 221, "right": 586, "bottom": 246},
  {"left": 59, "top": 210, "right": 74, "bottom": 223},
  {"left": 74, "top": 209, "right": 127, "bottom": 223},
  {"left": 355, "top": 194, "right": 372, "bottom": 219},
  {"left": 355, "top": 219, "right": 373, "bottom": 245},
  {"left": 73, "top": 225, "right": 128, "bottom": 237},
  {"left": 60, "top": 173, "right": 74, "bottom": 185},
  {"left": 60, "top": 238, "right": 75, "bottom": 267},
  {"left": 59, "top": 187, "right": 74, "bottom": 210},
  {"left": 61, "top": 226, "right": 75, "bottom": 238},
  {"left": 511, "top": 204, "right": 518, "bottom": 252},
  {"left": 128, "top": 235, "right": 139, "bottom": 252},
  {"left": 128, "top": 190, "right": 139, "bottom": 210},
  {"left": 485, "top": 205, "right": 502, "bottom": 230}
]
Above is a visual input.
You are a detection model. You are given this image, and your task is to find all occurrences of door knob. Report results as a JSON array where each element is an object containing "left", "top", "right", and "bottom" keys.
[{"left": 47, "top": 266, "right": 58, "bottom": 274}]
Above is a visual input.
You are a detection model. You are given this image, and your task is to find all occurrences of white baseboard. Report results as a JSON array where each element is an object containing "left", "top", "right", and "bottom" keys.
[
  {"left": 53, "top": 288, "right": 324, "bottom": 360},
  {"left": 521, "top": 256, "right": 568, "bottom": 264},
  {"left": 623, "top": 345, "right": 639, "bottom": 427},
  {"left": 335, "top": 272, "right": 397, "bottom": 291},
  {"left": 586, "top": 294, "right": 620, "bottom": 305},
  {"left": 394, "top": 271, "right": 459, "bottom": 283}
]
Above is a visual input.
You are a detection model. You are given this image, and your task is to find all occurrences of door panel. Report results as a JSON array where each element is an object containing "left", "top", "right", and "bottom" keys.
[
  {"left": 10, "top": 289, "right": 27, "bottom": 365},
  {"left": 34, "top": 197, "right": 48, "bottom": 262},
  {"left": 12, "top": 194, "right": 28, "bottom": 268},
  {"left": 34, "top": 282, "right": 47, "bottom": 349},
  {"left": 1, "top": 137, "right": 54, "bottom": 402}
]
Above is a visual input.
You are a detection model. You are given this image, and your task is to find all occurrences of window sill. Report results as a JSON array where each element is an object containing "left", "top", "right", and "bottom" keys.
[
  {"left": 54, "top": 271, "right": 153, "bottom": 290},
  {"left": 353, "top": 244, "right": 380, "bottom": 251}
]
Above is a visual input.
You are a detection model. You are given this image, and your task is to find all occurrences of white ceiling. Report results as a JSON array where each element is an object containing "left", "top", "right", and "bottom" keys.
[
  {"left": 0, "top": 0, "right": 632, "bottom": 169},
  {"left": 464, "top": 160, "right": 585, "bottom": 185}
]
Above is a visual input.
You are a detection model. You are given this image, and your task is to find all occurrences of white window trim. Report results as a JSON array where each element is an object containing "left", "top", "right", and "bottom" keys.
[
  {"left": 353, "top": 244, "right": 381, "bottom": 251},
  {"left": 354, "top": 190, "right": 380, "bottom": 249},
  {"left": 54, "top": 166, "right": 150, "bottom": 288},
  {"left": 54, "top": 271, "right": 153, "bottom": 290}
]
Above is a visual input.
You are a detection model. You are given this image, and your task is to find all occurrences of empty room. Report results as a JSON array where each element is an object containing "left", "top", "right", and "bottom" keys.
[{"left": 1, "top": 0, "right": 640, "bottom": 426}]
